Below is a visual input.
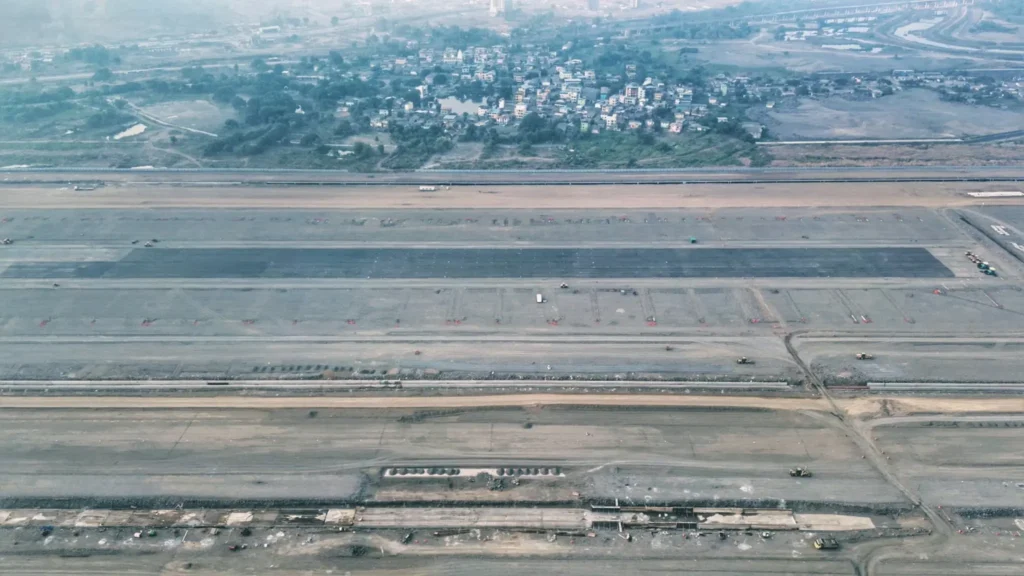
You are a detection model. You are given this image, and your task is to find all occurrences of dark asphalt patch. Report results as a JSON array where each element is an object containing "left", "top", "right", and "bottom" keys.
[{"left": 2, "top": 247, "right": 953, "bottom": 279}]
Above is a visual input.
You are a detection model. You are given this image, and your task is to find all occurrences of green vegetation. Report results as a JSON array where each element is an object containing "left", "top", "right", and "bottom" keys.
[
  {"left": 970, "top": 20, "right": 1019, "bottom": 34},
  {"left": 65, "top": 45, "right": 121, "bottom": 67},
  {"left": 85, "top": 108, "right": 134, "bottom": 129},
  {"left": 560, "top": 131, "right": 765, "bottom": 169},
  {"left": 384, "top": 123, "right": 452, "bottom": 169},
  {"left": 988, "top": 0, "right": 1024, "bottom": 23}
]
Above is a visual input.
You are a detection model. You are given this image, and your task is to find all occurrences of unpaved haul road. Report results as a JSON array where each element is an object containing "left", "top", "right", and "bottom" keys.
[{"left": 3, "top": 393, "right": 1023, "bottom": 416}]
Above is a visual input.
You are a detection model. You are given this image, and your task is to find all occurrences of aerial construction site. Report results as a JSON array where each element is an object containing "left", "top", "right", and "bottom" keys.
[{"left": 0, "top": 168, "right": 1023, "bottom": 575}]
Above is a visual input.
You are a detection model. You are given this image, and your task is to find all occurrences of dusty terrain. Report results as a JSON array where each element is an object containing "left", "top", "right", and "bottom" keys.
[
  {"left": 760, "top": 90, "right": 1024, "bottom": 140},
  {"left": 0, "top": 401, "right": 1022, "bottom": 575},
  {"left": 0, "top": 179, "right": 1017, "bottom": 209},
  {"left": 1, "top": 173, "right": 1023, "bottom": 574}
]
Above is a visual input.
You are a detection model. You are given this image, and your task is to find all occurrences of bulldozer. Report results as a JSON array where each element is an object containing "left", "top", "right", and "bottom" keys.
[{"left": 789, "top": 467, "right": 813, "bottom": 478}]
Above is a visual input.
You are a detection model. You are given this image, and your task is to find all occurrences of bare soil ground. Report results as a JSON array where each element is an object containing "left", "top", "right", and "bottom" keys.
[
  {"left": 841, "top": 397, "right": 1024, "bottom": 419},
  {"left": 137, "top": 99, "right": 234, "bottom": 133},
  {"left": 0, "top": 394, "right": 829, "bottom": 410},
  {"left": 760, "top": 90, "right": 1024, "bottom": 140},
  {"left": 3, "top": 395, "right": 1023, "bottom": 419}
]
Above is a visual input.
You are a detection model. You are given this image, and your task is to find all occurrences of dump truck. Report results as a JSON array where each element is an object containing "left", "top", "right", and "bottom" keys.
[
  {"left": 813, "top": 537, "right": 839, "bottom": 550},
  {"left": 736, "top": 357, "right": 754, "bottom": 365},
  {"left": 855, "top": 353, "right": 874, "bottom": 360},
  {"left": 789, "top": 467, "right": 812, "bottom": 478}
]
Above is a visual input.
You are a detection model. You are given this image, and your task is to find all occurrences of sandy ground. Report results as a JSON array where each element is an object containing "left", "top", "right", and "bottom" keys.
[
  {"left": 0, "top": 404, "right": 896, "bottom": 506},
  {"left": 0, "top": 181, "right": 1017, "bottom": 209},
  {"left": 3, "top": 394, "right": 1023, "bottom": 419},
  {"left": 841, "top": 397, "right": 1024, "bottom": 419}
]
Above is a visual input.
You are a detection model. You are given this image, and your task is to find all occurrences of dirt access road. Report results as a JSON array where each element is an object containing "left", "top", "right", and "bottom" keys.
[{"left": 3, "top": 393, "right": 1022, "bottom": 417}]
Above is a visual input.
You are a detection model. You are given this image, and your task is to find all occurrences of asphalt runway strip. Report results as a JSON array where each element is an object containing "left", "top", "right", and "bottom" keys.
[{"left": 1, "top": 247, "right": 954, "bottom": 279}]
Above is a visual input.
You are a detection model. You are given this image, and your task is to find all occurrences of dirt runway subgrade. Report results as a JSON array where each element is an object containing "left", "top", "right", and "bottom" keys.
[
  {"left": 0, "top": 194, "right": 1020, "bottom": 382},
  {"left": 0, "top": 176, "right": 1023, "bottom": 574},
  {"left": 0, "top": 178, "right": 1018, "bottom": 209}
]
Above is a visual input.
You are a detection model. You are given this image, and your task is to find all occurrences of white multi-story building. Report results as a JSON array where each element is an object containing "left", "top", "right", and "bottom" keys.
[{"left": 489, "top": 0, "right": 511, "bottom": 16}]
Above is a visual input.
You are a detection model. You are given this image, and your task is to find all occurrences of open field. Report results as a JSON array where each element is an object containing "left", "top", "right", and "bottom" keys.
[
  {"left": 0, "top": 405, "right": 891, "bottom": 507},
  {"left": 759, "top": 90, "right": 1024, "bottom": 141},
  {"left": 0, "top": 400, "right": 1021, "bottom": 575},
  {"left": 767, "top": 141, "right": 1024, "bottom": 168}
]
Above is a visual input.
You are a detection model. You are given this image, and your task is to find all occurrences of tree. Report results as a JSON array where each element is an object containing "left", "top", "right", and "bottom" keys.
[
  {"left": 299, "top": 133, "right": 320, "bottom": 147},
  {"left": 169, "top": 136, "right": 178, "bottom": 145},
  {"left": 212, "top": 86, "right": 236, "bottom": 104},
  {"left": 377, "top": 143, "right": 384, "bottom": 155},
  {"left": 331, "top": 16, "right": 339, "bottom": 25},
  {"left": 352, "top": 141, "right": 374, "bottom": 158},
  {"left": 231, "top": 96, "right": 247, "bottom": 111},
  {"left": 519, "top": 112, "right": 545, "bottom": 133},
  {"left": 334, "top": 119, "right": 355, "bottom": 137},
  {"left": 92, "top": 68, "right": 114, "bottom": 82},
  {"left": 251, "top": 58, "right": 269, "bottom": 72}
]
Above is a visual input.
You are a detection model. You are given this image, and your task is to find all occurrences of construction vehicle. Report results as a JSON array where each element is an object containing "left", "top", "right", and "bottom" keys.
[
  {"left": 855, "top": 353, "right": 874, "bottom": 360},
  {"left": 736, "top": 357, "right": 754, "bottom": 365},
  {"left": 560, "top": 282, "right": 569, "bottom": 289},
  {"left": 418, "top": 186, "right": 437, "bottom": 192},
  {"left": 1, "top": 238, "right": 12, "bottom": 245},
  {"left": 813, "top": 537, "right": 839, "bottom": 550},
  {"left": 789, "top": 467, "right": 813, "bottom": 478}
]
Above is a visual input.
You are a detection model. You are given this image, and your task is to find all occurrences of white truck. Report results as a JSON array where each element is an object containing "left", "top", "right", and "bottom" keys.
[{"left": 419, "top": 185, "right": 437, "bottom": 192}]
